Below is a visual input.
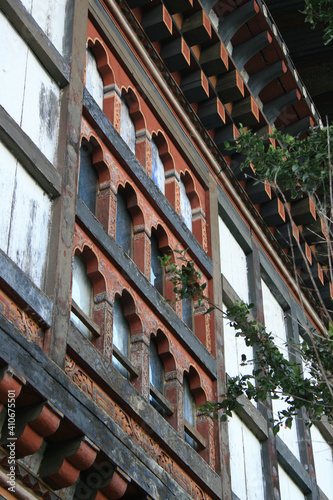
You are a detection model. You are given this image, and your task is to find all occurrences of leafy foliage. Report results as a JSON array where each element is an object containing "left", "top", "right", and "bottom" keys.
[
  {"left": 224, "top": 124, "right": 333, "bottom": 201},
  {"left": 302, "top": 0, "right": 333, "bottom": 45},
  {"left": 160, "top": 250, "right": 333, "bottom": 432}
]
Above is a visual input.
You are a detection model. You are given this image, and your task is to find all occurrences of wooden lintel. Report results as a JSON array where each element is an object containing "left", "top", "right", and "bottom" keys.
[
  {"left": 71, "top": 300, "right": 101, "bottom": 337},
  {"left": 199, "top": 42, "right": 228, "bottom": 76},
  {"left": 161, "top": 37, "right": 191, "bottom": 72},
  {"left": 141, "top": 5, "right": 173, "bottom": 42},
  {"left": 232, "top": 31, "right": 272, "bottom": 69},
  {"left": 180, "top": 70, "right": 209, "bottom": 102},
  {"left": 197, "top": 97, "right": 226, "bottom": 129},
  {"left": 181, "top": 10, "right": 212, "bottom": 46},
  {"left": 218, "top": 0, "right": 260, "bottom": 45},
  {"left": 163, "top": 0, "right": 193, "bottom": 14},
  {"left": 232, "top": 96, "right": 259, "bottom": 127},
  {"left": 184, "top": 419, "right": 206, "bottom": 449},
  {"left": 216, "top": 70, "right": 244, "bottom": 103},
  {"left": 263, "top": 89, "right": 301, "bottom": 124}
]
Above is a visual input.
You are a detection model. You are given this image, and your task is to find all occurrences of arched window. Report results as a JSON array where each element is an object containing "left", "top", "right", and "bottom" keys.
[
  {"left": 180, "top": 179, "right": 192, "bottom": 230},
  {"left": 151, "top": 140, "right": 165, "bottom": 193},
  {"left": 120, "top": 97, "right": 136, "bottom": 154},
  {"left": 71, "top": 255, "right": 93, "bottom": 339},
  {"left": 150, "top": 232, "right": 164, "bottom": 295},
  {"left": 183, "top": 374, "right": 197, "bottom": 450},
  {"left": 149, "top": 337, "right": 165, "bottom": 413},
  {"left": 85, "top": 48, "right": 104, "bottom": 109},
  {"left": 116, "top": 190, "right": 133, "bottom": 257},
  {"left": 112, "top": 299, "right": 130, "bottom": 378},
  {"left": 78, "top": 142, "right": 98, "bottom": 214}
]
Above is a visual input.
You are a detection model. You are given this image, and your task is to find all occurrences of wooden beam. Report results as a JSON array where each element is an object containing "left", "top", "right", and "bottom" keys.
[
  {"left": 161, "top": 37, "right": 191, "bottom": 72},
  {"left": 281, "top": 116, "right": 315, "bottom": 137},
  {"left": 232, "top": 96, "right": 259, "bottom": 127},
  {"left": 0, "top": 105, "right": 62, "bottom": 198},
  {"left": 260, "top": 198, "right": 286, "bottom": 226},
  {"left": 0, "top": 0, "right": 70, "bottom": 87},
  {"left": 197, "top": 97, "right": 226, "bottom": 129},
  {"left": 246, "top": 180, "right": 272, "bottom": 204},
  {"left": 232, "top": 31, "right": 272, "bottom": 69},
  {"left": 71, "top": 300, "right": 101, "bottom": 337},
  {"left": 291, "top": 197, "right": 317, "bottom": 226},
  {"left": 214, "top": 123, "right": 239, "bottom": 154},
  {"left": 184, "top": 419, "right": 206, "bottom": 449},
  {"left": 113, "top": 345, "right": 139, "bottom": 379},
  {"left": 180, "top": 70, "right": 210, "bottom": 102},
  {"left": 181, "top": 10, "right": 212, "bottom": 46},
  {"left": 248, "top": 61, "right": 288, "bottom": 98},
  {"left": 141, "top": 5, "right": 173, "bottom": 41},
  {"left": 126, "top": 0, "right": 152, "bottom": 6},
  {"left": 163, "top": 0, "right": 193, "bottom": 14},
  {"left": 216, "top": 70, "right": 244, "bottom": 103},
  {"left": 263, "top": 89, "right": 301, "bottom": 124},
  {"left": 199, "top": 42, "right": 228, "bottom": 76},
  {"left": 218, "top": 1, "right": 260, "bottom": 45}
]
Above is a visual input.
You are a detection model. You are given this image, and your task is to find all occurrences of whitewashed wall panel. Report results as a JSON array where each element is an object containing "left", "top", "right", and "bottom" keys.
[
  {"left": 310, "top": 426, "right": 333, "bottom": 499},
  {"left": 219, "top": 216, "right": 249, "bottom": 302},
  {"left": 261, "top": 280, "right": 300, "bottom": 460},
  {"left": 71, "top": 256, "right": 93, "bottom": 338},
  {"left": 180, "top": 179, "right": 192, "bottom": 230},
  {"left": 21, "top": 0, "right": 67, "bottom": 55},
  {"left": 228, "top": 414, "right": 264, "bottom": 500},
  {"left": 223, "top": 302, "right": 253, "bottom": 379},
  {"left": 0, "top": 13, "right": 29, "bottom": 125},
  {"left": 120, "top": 98, "right": 136, "bottom": 154},
  {"left": 219, "top": 217, "right": 253, "bottom": 379},
  {"left": 278, "top": 465, "right": 305, "bottom": 500},
  {"left": 0, "top": 142, "right": 52, "bottom": 289},
  {"left": 151, "top": 140, "right": 165, "bottom": 194},
  {"left": 86, "top": 49, "right": 104, "bottom": 109},
  {"left": 0, "top": 13, "right": 60, "bottom": 164}
]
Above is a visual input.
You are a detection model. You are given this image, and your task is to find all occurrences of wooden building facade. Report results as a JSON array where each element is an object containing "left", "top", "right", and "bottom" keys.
[{"left": 0, "top": 0, "right": 332, "bottom": 499}]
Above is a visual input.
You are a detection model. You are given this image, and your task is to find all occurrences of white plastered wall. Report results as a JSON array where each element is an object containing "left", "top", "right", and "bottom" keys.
[
  {"left": 0, "top": 12, "right": 60, "bottom": 165},
  {"left": 310, "top": 426, "right": 333, "bottom": 499},
  {"left": 219, "top": 216, "right": 253, "bottom": 379},
  {"left": 228, "top": 413, "right": 265, "bottom": 500},
  {"left": 85, "top": 48, "right": 104, "bottom": 109},
  {"left": 20, "top": 0, "right": 67, "bottom": 56},
  {"left": 0, "top": 143, "right": 51, "bottom": 289},
  {"left": 278, "top": 465, "right": 305, "bottom": 500},
  {"left": 261, "top": 279, "right": 300, "bottom": 460},
  {"left": 120, "top": 98, "right": 136, "bottom": 154}
]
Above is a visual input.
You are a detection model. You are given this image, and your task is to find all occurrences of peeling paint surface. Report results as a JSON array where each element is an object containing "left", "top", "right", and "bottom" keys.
[
  {"left": 310, "top": 425, "right": 333, "bottom": 499},
  {"left": 180, "top": 179, "right": 192, "bottom": 230},
  {"left": 20, "top": 0, "right": 67, "bottom": 55},
  {"left": 86, "top": 49, "right": 104, "bottom": 109},
  {"left": 120, "top": 98, "right": 136, "bottom": 154},
  {"left": 278, "top": 465, "right": 305, "bottom": 500},
  {"left": 0, "top": 13, "right": 60, "bottom": 164},
  {"left": 151, "top": 140, "right": 165, "bottom": 193},
  {"left": 228, "top": 413, "right": 265, "bottom": 499},
  {"left": 262, "top": 279, "right": 300, "bottom": 460},
  {"left": 0, "top": 143, "right": 51, "bottom": 289}
]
